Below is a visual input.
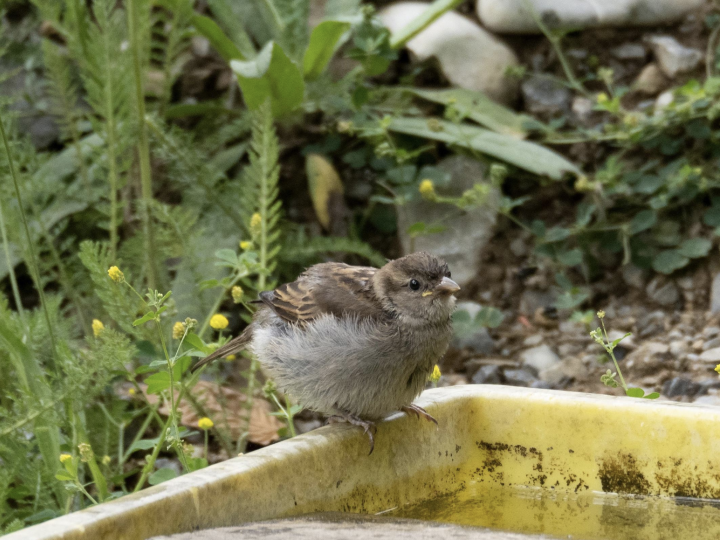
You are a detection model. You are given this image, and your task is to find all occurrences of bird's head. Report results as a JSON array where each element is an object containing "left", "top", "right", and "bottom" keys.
[{"left": 372, "top": 252, "right": 460, "bottom": 325}]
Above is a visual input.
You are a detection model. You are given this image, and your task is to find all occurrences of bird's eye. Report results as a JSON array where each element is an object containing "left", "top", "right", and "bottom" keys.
[
  {"left": 447, "top": 271, "right": 451, "bottom": 278},
  {"left": 409, "top": 279, "right": 420, "bottom": 291}
]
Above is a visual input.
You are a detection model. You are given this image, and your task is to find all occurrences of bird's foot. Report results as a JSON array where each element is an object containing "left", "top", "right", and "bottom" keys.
[
  {"left": 328, "top": 412, "right": 377, "bottom": 454},
  {"left": 401, "top": 404, "right": 438, "bottom": 426}
]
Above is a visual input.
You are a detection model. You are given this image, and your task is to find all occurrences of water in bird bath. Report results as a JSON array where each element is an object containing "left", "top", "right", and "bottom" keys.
[{"left": 388, "top": 480, "right": 720, "bottom": 540}]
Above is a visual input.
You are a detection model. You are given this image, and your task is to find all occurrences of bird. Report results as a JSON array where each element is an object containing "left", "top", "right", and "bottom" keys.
[{"left": 192, "top": 251, "right": 460, "bottom": 453}]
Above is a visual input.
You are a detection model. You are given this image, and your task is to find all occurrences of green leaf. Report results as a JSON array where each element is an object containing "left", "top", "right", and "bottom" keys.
[
  {"left": 389, "top": 0, "right": 464, "bottom": 49},
  {"left": 703, "top": 203, "right": 720, "bottom": 227},
  {"left": 128, "top": 438, "right": 160, "bottom": 453},
  {"left": 148, "top": 468, "right": 178, "bottom": 486},
  {"left": 406, "top": 87, "right": 533, "bottom": 138},
  {"left": 231, "top": 41, "right": 304, "bottom": 117},
  {"left": 303, "top": 20, "right": 351, "bottom": 79},
  {"left": 133, "top": 312, "right": 157, "bottom": 327},
  {"left": 652, "top": 250, "right": 689, "bottom": 274},
  {"left": 184, "top": 332, "right": 211, "bottom": 354},
  {"left": 557, "top": 248, "right": 583, "bottom": 267},
  {"left": 678, "top": 238, "right": 712, "bottom": 259},
  {"left": 475, "top": 306, "right": 504, "bottom": 328},
  {"left": 626, "top": 388, "right": 645, "bottom": 398},
  {"left": 145, "top": 372, "right": 171, "bottom": 394},
  {"left": 629, "top": 210, "right": 657, "bottom": 235},
  {"left": 215, "top": 249, "right": 238, "bottom": 265},
  {"left": 386, "top": 117, "right": 580, "bottom": 180},
  {"left": 611, "top": 333, "right": 632, "bottom": 348},
  {"left": 55, "top": 472, "right": 73, "bottom": 482},
  {"left": 643, "top": 392, "right": 660, "bottom": 399},
  {"left": 192, "top": 15, "right": 245, "bottom": 62},
  {"left": 544, "top": 227, "right": 571, "bottom": 242}
]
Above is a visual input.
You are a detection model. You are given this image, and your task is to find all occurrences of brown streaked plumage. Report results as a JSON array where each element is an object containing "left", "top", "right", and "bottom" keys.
[{"left": 193, "top": 252, "right": 460, "bottom": 453}]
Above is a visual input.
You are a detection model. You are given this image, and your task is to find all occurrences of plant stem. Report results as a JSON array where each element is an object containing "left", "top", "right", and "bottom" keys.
[
  {"left": 390, "top": 0, "right": 463, "bottom": 49},
  {"left": 127, "top": 0, "right": 158, "bottom": 290},
  {"left": 0, "top": 195, "right": 25, "bottom": 324},
  {"left": 600, "top": 319, "right": 627, "bottom": 391},
  {"left": 0, "top": 114, "right": 58, "bottom": 363}
]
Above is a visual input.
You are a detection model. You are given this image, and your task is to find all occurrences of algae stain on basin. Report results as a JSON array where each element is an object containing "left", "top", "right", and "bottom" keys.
[{"left": 389, "top": 483, "right": 720, "bottom": 540}]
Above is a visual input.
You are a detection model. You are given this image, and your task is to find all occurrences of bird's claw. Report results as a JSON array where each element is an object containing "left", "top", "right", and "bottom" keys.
[
  {"left": 328, "top": 412, "right": 377, "bottom": 455},
  {"left": 401, "top": 404, "right": 438, "bottom": 426}
]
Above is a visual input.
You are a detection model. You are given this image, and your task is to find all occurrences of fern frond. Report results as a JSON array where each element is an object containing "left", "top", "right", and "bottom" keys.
[
  {"left": 281, "top": 231, "right": 386, "bottom": 267},
  {"left": 78, "top": 241, "right": 150, "bottom": 340},
  {"left": 151, "top": 0, "right": 194, "bottom": 116},
  {"left": 240, "top": 102, "right": 281, "bottom": 290},
  {"left": 76, "top": 0, "right": 134, "bottom": 259}
]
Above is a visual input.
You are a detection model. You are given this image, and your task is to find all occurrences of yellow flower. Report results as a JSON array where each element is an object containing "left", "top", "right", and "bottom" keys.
[
  {"left": 250, "top": 213, "right": 262, "bottom": 235},
  {"left": 597, "top": 310, "right": 606, "bottom": 320},
  {"left": 239, "top": 241, "right": 252, "bottom": 250},
  {"left": 92, "top": 319, "right": 104, "bottom": 337},
  {"left": 226, "top": 354, "right": 236, "bottom": 361},
  {"left": 78, "top": 443, "right": 93, "bottom": 463},
  {"left": 715, "top": 364, "right": 720, "bottom": 376},
  {"left": 429, "top": 364, "right": 442, "bottom": 383},
  {"left": 419, "top": 179, "right": 436, "bottom": 200},
  {"left": 210, "top": 314, "right": 229, "bottom": 330},
  {"left": 102, "top": 455, "right": 111, "bottom": 466},
  {"left": 597, "top": 92, "right": 609, "bottom": 104},
  {"left": 59, "top": 453, "right": 72, "bottom": 464},
  {"left": 198, "top": 417, "right": 214, "bottom": 430},
  {"left": 108, "top": 266, "right": 124, "bottom": 283},
  {"left": 128, "top": 387, "right": 136, "bottom": 396},
  {"left": 172, "top": 321, "right": 185, "bottom": 339},
  {"left": 232, "top": 286, "right": 244, "bottom": 304}
]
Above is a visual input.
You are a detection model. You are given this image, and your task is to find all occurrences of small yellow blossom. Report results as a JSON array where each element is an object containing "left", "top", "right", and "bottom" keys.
[
  {"left": 101, "top": 455, "right": 111, "bottom": 466},
  {"left": 78, "top": 443, "right": 93, "bottom": 463},
  {"left": 239, "top": 241, "right": 252, "bottom": 250},
  {"left": 128, "top": 387, "right": 136, "bottom": 396},
  {"left": 92, "top": 319, "right": 104, "bottom": 337},
  {"left": 198, "top": 417, "right": 214, "bottom": 430},
  {"left": 597, "top": 310, "right": 606, "bottom": 320},
  {"left": 250, "top": 213, "right": 262, "bottom": 235},
  {"left": 59, "top": 453, "right": 72, "bottom": 464},
  {"left": 429, "top": 364, "right": 442, "bottom": 383},
  {"left": 337, "top": 120, "right": 353, "bottom": 133},
  {"left": 108, "top": 266, "right": 124, "bottom": 283},
  {"left": 172, "top": 321, "right": 185, "bottom": 340},
  {"left": 419, "top": 179, "right": 436, "bottom": 200},
  {"left": 715, "top": 364, "right": 720, "bottom": 376},
  {"left": 596, "top": 92, "right": 609, "bottom": 104},
  {"left": 210, "top": 314, "right": 229, "bottom": 330},
  {"left": 232, "top": 286, "right": 244, "bottom": 304},
  {"left": 226, "top": 354, "right": 236, "bottom": 361}
]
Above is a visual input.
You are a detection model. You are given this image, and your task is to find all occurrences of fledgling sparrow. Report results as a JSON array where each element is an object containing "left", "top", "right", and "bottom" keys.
[{"left": 192, "top": 251, "right": 460, "bottom": 453}]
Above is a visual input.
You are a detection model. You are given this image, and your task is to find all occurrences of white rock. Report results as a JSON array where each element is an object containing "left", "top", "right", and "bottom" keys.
[
  {"left": 654, "top": 90, "right": 675, "bottom": 113},
  {"left": 611, "top": 43, "right": 647, "bottom": 60},
  {"left": 476, "top": 0, "right": 704, "bottom": 34},
  {"left": 523, "top": 334, "right": 544, "bottom": 347},
  {"left": 608, "top": 330, "right": 636, "bottom": 350},
  {"left": 380, "top": 2, "right": 519, "bottom": 103},
  {"left": 397, "top": 156, "right": 497, "bottom": 287},
  {"left": 647, "top": 36, "right": 703, "bottom": 78},
  {"left": 521, "top": 344, "right": 560, "bottom": 373},
  {"left": 711, "top": 273, "right": 720, "bottom": 314},
  {"left": 633, "top": 63, "right": 667, "bottom": 95},
  {"left": 699, "top": 347, "right": 720, "bottom": 363}
]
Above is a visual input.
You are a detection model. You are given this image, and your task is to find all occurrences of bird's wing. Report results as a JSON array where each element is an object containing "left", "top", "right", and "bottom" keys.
[{"left": 259, "top": 263, "right": 380, "bottom": 324}]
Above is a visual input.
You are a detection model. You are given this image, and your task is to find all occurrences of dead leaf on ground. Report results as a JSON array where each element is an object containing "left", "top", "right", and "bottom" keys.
[{"left": 140, "top": 381, "right": 283, "bottom": 446}]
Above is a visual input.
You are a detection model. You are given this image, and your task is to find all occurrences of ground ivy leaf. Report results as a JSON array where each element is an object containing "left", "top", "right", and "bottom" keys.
[{"left": 652, "top": 249, "right": 689, "bottom": 274}]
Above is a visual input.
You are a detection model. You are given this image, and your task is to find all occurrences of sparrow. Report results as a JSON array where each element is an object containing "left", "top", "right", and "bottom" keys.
[{"left": 192, "top": 251, "right": 460, "bottom": 453}]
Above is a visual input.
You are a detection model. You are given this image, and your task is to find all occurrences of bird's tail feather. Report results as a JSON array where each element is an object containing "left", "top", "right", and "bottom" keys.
[{"left": 191, "top": 326, "right": 253, "bottom": 373}]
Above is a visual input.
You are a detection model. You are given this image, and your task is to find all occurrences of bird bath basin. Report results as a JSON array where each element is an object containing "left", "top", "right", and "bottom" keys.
[{"left": 8, "top": 385, "right": 720, "bottom": 540}]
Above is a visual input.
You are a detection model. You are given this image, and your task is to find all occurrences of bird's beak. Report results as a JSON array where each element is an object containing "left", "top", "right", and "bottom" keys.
[{"left": 435, "top": 276, "right": 460, "bottom": 295}]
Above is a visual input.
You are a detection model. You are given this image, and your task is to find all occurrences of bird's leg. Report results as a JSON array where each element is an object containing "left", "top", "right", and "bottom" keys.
[
  {"left": 328, "top": 410, "right": 377, "bottom": 454},
  {"left": 401, "top": 404, "right": 438, "bottom": 426}
]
